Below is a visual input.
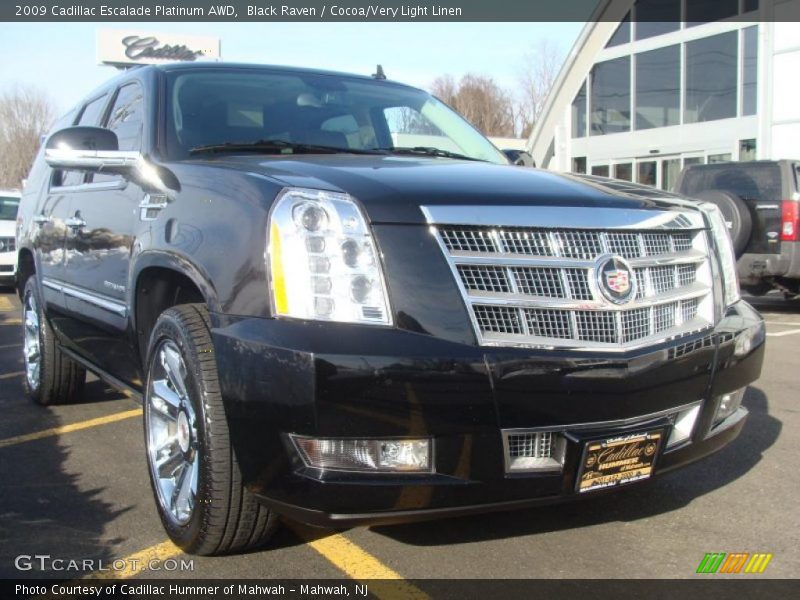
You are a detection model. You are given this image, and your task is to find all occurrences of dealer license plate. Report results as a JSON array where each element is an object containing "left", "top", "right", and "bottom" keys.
[{"left": 577, "top": 430, "right": 662, "bottom": 493}]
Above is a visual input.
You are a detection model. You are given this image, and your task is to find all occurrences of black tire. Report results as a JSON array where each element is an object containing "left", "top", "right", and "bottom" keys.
[
  {"left": 22, "top": 277, "right": 85, "bottom": 405},
  {"left": 694, "top": 190, "right": 753, "bottom": 258},
  {"left": 143, "top": 303, "right": 278, "bottom": 555}
]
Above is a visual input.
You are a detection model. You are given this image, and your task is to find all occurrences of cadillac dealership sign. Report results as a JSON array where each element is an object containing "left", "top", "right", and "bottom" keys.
[{"left": 97, "top": 29, "right": 220, "bottom": 67}]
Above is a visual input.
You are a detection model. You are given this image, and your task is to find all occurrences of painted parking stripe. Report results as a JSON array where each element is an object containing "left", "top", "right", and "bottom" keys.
[
  {"left": 1, "top": 318, "right": 21, "bottom": 325},
  {"left": 764, "top": 321, "right": 800, "bottom": 326},
  {"left": 289, "top": 523, "right": 430, "bottom": 600},
  {"left": 766, "top": 329, "right": 800, "bottom": 337},
  {"left": 84, "top": 540, "right": 183, "bottom": 580},
  {"left": 0, "top": 408, "right": 142, "bottom": 449},
  {"left": 0, "top": 370, "right": 23, "bottom": 380},
  {"left": 0, "top": 296, "right": 14, "bottom": 311}
]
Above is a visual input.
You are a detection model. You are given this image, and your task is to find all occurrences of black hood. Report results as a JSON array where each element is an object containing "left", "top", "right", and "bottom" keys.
[{"left": 183, "top": 154, "right": 697, "bottom": 224}]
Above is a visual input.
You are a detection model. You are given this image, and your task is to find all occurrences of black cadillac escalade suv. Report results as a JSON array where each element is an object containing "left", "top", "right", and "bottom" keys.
[{"left": 16, "top": 63, "right": 764, "bottom": 555}]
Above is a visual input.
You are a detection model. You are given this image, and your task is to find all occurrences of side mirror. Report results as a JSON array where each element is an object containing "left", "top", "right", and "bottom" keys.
[
  {"left": 45, "top": 126, "right": 141, "bottom": 173},
  {"left": 503, "top": 149, "right": 535, "bottom": 168}
]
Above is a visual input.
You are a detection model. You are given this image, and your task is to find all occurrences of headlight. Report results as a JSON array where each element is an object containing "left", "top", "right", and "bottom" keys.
[
  {"left": 268, "top": 188, "right": 392, "bottom": 325},
  {"left": 699, "top": 203, "right": 740, "bottom": 307}
]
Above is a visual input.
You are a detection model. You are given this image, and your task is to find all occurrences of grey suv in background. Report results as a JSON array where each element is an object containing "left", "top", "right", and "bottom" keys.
[{"left": 675, "top": 160, "right": 800, "bottom": 298}]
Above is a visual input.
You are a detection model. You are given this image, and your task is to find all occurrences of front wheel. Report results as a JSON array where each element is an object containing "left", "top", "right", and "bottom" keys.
[{"left": 143, "top": 304, "right": 278, "bottom": 555}]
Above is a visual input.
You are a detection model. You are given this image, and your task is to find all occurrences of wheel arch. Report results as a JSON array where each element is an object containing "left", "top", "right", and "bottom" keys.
[{"left": 132, "top": 252, "right": 219, "bottom": 365}]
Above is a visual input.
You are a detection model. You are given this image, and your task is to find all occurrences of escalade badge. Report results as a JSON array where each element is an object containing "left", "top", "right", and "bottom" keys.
[{"left": 597, "top": 256, "right": 637, "bottom": 304}]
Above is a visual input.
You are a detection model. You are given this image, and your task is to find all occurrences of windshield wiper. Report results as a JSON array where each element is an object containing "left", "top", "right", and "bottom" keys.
[
  {"left": 375, "top": 146, "right": 486, "bottom": 162},
  {"left": 189, "top": 139, "right": 387, "bottom": 156}
]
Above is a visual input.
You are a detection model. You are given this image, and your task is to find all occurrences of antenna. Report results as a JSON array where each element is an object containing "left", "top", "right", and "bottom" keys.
[{"left": 372, "top": 64, "right": 386, "bottom": 80}]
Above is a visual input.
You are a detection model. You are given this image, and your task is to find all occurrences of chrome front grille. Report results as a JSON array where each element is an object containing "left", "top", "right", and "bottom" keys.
[
  {"left": 441, "top": 227, "right": 694, "bottom": 260},
  {"left": 425, "top": 205, "right": 715, "bottom": 351}
]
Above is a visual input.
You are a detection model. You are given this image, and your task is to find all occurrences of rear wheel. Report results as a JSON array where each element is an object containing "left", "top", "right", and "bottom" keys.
[
  {"left": 22, "top": 277, "right": 85, "bottom": 405},
  {"left": 143, "top": 304, "right": 278, "bottom": 555}
]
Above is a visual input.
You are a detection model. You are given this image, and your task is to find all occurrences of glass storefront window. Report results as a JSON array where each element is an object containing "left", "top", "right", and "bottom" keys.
[
  {"left": 683, "top": 156, "right": 705, "bottom": 168},
  {"left": 708, "top": 153, "right": 733, "bottom": 164},
  {"left": 572, "top": 156, "right": 587, "bottom": 173},
  {"left": 637, "top": 161, "right": 657, "bottom": 186},
  {"left": 739, "top": 139, "right": 757, "bottom": 161},
  {"left": 590, "top": 56, "right": 631, "bottom": 135},
  {"left": 635, "top": 45, "right": 680, "bottom": 130},
  {"left": 572, "top": 82, "right": 587, "bottom": 138},
  {"left": 685, "top": 31, "right": 738, "bottom": 123},
  {"left": 743, "top": 26, "right": 758, "bottom": 116},
  {"left": 634, "top": 0, "right": 680, "bottom": 40},
  {"left": 592, "top": 164, "right": 610, "bottom": 177},
  {"left": 606, "top": 13, "right": 631, "bottom": 47},
  {"left": 614, "top": 163, "right": 633, "bottom": 181},
  {"left": 661, "top": 158, "right": 681, "bottom": 191},
  {"left": 686, "top": 0, "right": 739, "bottom": 26}
]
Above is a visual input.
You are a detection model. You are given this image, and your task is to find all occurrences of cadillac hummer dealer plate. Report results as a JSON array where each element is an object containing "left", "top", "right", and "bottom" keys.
[{"left": 577, "top": 431, "right": 662, "bottom": 493}]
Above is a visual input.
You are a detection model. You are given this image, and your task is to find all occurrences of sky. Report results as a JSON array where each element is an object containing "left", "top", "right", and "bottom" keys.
[{"left": 0, "top": 21, "right": 582, "bottom": 115}]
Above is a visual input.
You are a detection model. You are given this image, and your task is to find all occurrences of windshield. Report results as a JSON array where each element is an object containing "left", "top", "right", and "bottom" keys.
[
  {"left": 0, "top": 196, "right": 20, "bottom": 221},
  {"left": 164, "top": 69, "right": 508, "bottom": 164}
]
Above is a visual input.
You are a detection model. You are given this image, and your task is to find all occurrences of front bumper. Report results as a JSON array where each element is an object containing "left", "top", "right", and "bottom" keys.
[
  {"left": 210, "top": 300, "right": 764, "bottom": 527},
  {"left": 0, "top": 251, "right": 16, "bottom": 283}
]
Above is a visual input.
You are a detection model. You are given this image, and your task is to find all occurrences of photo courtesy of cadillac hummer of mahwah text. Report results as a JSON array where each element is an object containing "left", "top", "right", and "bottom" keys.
[{"left": 15, "top": 63, "right": 765, "bottom": 555}]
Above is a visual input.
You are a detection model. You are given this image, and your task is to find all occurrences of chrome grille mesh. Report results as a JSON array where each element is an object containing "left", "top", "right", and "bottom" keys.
[
  {"left": 430, "top": 207, "right": 714, "bottom": 350},
  {"left": 507, "top": 431, "right": 553, "bottom": 459},
  {"left": 511, "top": 267, "right": 564, "bottom": 297},
  {"left": 440, "top": 228, "right": 695, "bottom": 260},
  {"left": 457, "top": 265, "right": 510, "bottom": 293}
]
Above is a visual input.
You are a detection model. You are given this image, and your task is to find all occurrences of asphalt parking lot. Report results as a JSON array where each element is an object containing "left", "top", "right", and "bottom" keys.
[{"left": 0, "top": 288, "right": 798, "bottom": 583}]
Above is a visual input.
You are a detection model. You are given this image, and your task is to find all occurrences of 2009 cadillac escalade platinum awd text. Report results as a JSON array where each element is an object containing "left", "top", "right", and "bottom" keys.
[{"left": 16, "top": 63, "right": 765, "bottom": 555}]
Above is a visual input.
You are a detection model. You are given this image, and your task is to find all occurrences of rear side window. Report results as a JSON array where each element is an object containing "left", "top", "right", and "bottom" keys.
[
  {"left": 679, "top": 164, "right": 782, "bottom": 203},
  {"left": 54, "top": 94, "right": 109, "bottom": 188}
]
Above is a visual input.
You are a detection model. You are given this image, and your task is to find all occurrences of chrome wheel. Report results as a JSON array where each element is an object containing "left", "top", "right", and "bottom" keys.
[
  {"left": 146, "top": 340, "right": 198, "bottom": 526},
  {"left": 23, "top": 290, "right": 41, "bottom": 390}
]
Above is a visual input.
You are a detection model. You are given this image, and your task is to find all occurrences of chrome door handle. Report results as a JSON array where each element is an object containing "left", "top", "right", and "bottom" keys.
[
  {"left": 33, "top": 214, "right": 51, "bottom": 225},
  {"left": 65, "top": 216, "right": 86, "bottom": 230}
]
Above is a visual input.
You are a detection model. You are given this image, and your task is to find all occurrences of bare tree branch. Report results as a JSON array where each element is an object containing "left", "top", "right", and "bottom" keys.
[
  {"left": 430, "top": 73, "right": 516, "bottom": 138},
  {"left": 0, "top": 84, "right": 56, "bottom": 189},
  {"left": 516, "top": 39, "right": 565, "bottom": 138}
]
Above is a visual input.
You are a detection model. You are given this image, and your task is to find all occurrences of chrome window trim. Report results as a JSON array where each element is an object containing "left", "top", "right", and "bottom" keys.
[
  {"left": 421, "top": 205, "right": 707, "bottom": 230},
  {"left": 42, "top": 278, "right": 127, "bottom": 317},
  {"left": 49, "top": 180, "right": 128, "bottom": 194}
]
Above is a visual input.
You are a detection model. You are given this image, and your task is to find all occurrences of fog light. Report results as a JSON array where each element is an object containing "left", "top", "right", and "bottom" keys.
[
  {"left": 290, "top": 436, "right": 432, "bottom": 473},
  {"left": 714, "top": 387, "right": 746, "bottom": 426},
  {"left": 668, "top": 404, "right": 700, "bottom": 448}
]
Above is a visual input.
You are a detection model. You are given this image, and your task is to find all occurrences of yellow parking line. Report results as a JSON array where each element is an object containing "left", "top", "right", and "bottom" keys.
[
  {"left": 289, "top": 523, "right": 430, "bottom": 600},
  {"left": 1, "top": 318, "right": 21, "bottom": 325},
  {"left": 0, "top": 408, "right": 142, "bottom": 449},
  {"left": 0, "top": 296, "right": 13, "bottom": 311},
  {"left": 84, "top": 540, "right": 183, "bottom": 580},
  {"left": 0, "top": 370, "right": 23, "bottom": 380},
  {"left": 766, "top": 328, "right": 800, "bottom": 337}
]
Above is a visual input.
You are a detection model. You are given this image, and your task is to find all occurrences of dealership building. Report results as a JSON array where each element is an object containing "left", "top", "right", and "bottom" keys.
[{"left": 528, "top": 0, "right": 800, "bottom": 191}]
